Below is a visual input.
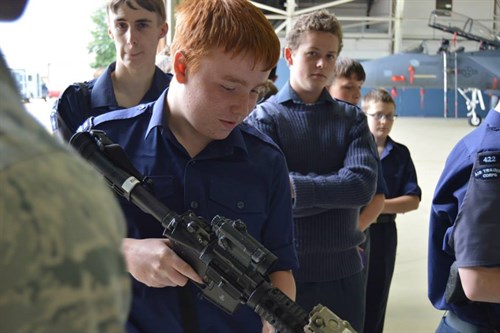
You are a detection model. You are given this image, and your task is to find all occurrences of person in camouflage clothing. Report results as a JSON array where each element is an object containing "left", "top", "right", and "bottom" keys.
[{"left": 0, "top": 1, "right": 131, "bottom": 332}]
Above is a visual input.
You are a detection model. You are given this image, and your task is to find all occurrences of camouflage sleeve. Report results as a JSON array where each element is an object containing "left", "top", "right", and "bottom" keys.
[{"left": 0, "top": 151, "right": 131, "bottom": 333}]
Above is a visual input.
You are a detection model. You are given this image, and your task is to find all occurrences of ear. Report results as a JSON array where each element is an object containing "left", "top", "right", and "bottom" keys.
[
  {"left": 173, "top": 51, "right": 188, "bottom": 83},
  {"left": 107, "top": 22, "right": 115, "bottom": 40},
  {"left": 284, "top": 47, "right": 293, "bottom": 66},
  {"left": 106, "top": 16, "right": 114, "bottom": 40},
  {"left": 159, "top": 22, "right": 168, "bottom": 39}
]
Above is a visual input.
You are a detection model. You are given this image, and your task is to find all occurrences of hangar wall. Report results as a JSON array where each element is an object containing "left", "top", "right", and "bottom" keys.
[
  {"left": 162, "top": 0, "right": 499, "bottom": 120},
  {"left": 264, "top": 0, "right": 499, "bottom": 120}
]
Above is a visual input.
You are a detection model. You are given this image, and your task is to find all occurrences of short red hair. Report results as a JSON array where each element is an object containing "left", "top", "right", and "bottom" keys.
[{"left": 171, "top": 0, "right": 280, "bottom": 73}]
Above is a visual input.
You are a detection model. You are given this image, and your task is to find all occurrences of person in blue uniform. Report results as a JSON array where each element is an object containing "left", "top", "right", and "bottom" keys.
[
  {"left": 77, "top": 1, "right": 298, "bottom": 332},
  {"left": 326, "top": 58, "right": 388, "bottom": 283},
  {"left": 361, "top": 88, "right": 421, "bottom": 333},
  {"left": 428, "top": 100, "right": 500, "bottom": 332},
  {"left": 51, "top": 0, "right": 172, "bottom": 141},
  {"left": 327, "top": 57, "right": 364, "bottom": 106},
  {"left": 327, "top": 57, "right": 387, "bottom": 234},
  {"left": 246, "top": 10, "right": 378, "bottom": 332}
]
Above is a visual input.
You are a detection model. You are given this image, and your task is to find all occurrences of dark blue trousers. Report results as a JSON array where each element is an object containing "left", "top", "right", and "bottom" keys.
[
  {"left": 296, "top": 271, "right": 365, "bottom": 333},
  {"left": 360, "top": 228, "right": 371, "bottom": 291},
  {"left": 436, "top": 312, "right": 498, "bottom": 333},
  {"left": 364, "top": 221, "right": 397, "bottom": 333}
]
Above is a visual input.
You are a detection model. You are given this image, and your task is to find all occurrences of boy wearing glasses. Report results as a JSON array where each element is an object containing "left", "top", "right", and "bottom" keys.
[{"left": 361, "top": 88, "right": 422, "bottom": 333}]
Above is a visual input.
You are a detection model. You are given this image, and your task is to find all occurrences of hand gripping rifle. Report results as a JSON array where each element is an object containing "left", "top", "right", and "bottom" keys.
[{"left": 70, "top": 130, "right": 357, "bottom": 333}]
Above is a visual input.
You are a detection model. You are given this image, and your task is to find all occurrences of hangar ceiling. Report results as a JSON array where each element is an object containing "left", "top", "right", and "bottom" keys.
[
  {"left": 165, "top": 0, "right": 401, "bottom": 53},
  {"left": 251, "top": 0, "right": 387, "bottom": 34},
  {"left": 250, "top": 0, "right": 404, "bottom": 53},
  {"left": 164, "top": 0, "right": 499, "bottom": 59}
]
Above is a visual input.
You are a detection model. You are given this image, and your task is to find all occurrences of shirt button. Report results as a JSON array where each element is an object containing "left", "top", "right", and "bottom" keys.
[
  {"left": 237, "top": 201, "right": 245, "bottom": 209},
  {"left": 190, "top": 201, "right": 198, "bottom": 209}
]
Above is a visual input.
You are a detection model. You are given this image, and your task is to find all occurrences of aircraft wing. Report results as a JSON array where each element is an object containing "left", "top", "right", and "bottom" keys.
[
  {"left": 362, "top": 53, "right": 443, "bottom": 89},
  {"left": 362, "top": 49, "right": 500, "bottom": 91}
]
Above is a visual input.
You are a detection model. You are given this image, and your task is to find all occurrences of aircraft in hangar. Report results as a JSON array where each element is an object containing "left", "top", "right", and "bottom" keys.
[{"left": 361, "top": 9, "right": 500, "bottom": 126}]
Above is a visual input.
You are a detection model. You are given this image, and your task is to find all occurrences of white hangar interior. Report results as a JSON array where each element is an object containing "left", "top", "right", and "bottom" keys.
[
  {"left": 163, "top": 0, "right": 500, "bottom": 121},
  {"left": 162, "top": 0, "right": 499, "bottom": 58}
]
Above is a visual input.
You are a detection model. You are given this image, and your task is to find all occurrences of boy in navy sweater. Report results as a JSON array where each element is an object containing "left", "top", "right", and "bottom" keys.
[{"left": 246, "top": 10, "right": 377, "bottom": 332}]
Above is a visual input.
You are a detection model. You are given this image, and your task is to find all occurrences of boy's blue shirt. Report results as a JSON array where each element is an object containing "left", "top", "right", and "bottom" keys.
[
  {"left": 428, "top": 108, "right": 500, "bottom": 328},
  {"left": 55, "top": 62, "right": 172, "bottom": 135},
  {"left": 274, "top": 81, "right": 335, "bottom": 104},
  {"left": 380, "top": 136, "right": 421, "bottom": 200},
  {"left": 79, "top": 88, "right": 298, "bottom": 333}
]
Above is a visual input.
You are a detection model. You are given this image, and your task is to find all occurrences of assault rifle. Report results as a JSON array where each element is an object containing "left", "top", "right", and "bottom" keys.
[{"left": 70, "top": 130, "right": 356, "bottom": 333}]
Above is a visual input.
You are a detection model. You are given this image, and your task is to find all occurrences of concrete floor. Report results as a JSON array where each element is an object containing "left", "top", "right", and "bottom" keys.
[{"left": 381, "top": 116, "right": 475, "bottom": 333}]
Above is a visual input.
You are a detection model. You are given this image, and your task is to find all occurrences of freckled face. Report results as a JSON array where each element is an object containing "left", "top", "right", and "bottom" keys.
[{"left": 181, "top": 48, "right": 269, "bottom": 142}]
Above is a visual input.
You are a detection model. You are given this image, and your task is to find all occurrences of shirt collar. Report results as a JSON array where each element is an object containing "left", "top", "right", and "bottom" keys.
[
  {"left": 91, "top": 63, "right": 171, "bottom": 109},
  {"left": 145, "top": 68, "right": 172, "bottom": 100},
  {"left": 201, "top": 127, "right": 249, "bottom": 160},
  {"left": 91, "top": 62, "right": 117, "bottom": 108},
  {"left": 276, "top": 81, "right": 335, "bottom": 105},
  {"left": 381, "top": 136, "right": 395, "bottom": 160},
  {"left": 145, "top": 88, "right": 168, "bottom": 139},
  {"left": 485, "top": 107, "right": 500, "bottom": 128}
]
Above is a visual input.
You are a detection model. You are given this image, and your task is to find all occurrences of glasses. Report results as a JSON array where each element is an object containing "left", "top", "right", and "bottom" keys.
[{"left": 366, "top": 113, "right": 397, "bottom": 121}]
